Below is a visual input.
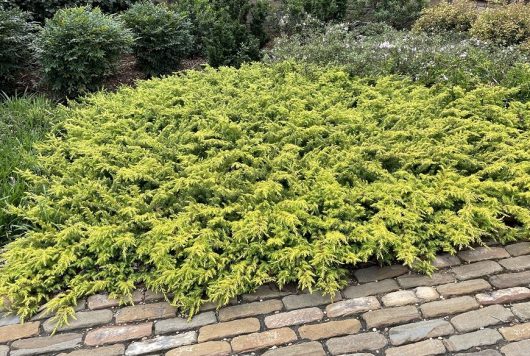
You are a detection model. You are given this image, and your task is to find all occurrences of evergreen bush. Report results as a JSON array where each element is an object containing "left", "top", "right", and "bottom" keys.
[
  {"left": 122, "top": 2, "right": 192, "bottom": 76},
  {"left": 413, "top": 0, "right": 478, "bottom": 34},
  {"left": 1, "top": 63, "right": 529, "bottom": 323},
  {"left": 36, "top": 7, "right": 134, "bottom": 98},
  {"left": 347, "top": 0, "right": 428, "bottom": 29},
  {"left": 282, "top": 0, "right": 348, "bottom": 22},
  {"left": 471, "top": 3, "right": 530, "bottom": 45}
]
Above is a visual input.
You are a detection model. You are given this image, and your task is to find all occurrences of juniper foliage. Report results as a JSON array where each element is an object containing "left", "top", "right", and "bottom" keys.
[{"left": 1, "top": 63, "right": 529, "bottom": 325}]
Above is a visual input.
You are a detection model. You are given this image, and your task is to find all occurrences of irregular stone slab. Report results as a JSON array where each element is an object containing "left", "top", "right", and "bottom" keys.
[
  {"left": 262, "top": 341, "right": 325, "bottom": 356},
  {"left": 155, "top": 311, "right": 216, "bottom": 334},
  {"left": 362, "top": 305, "right": 420, "bottom": 328},
  {"left": 43, "top": 309, "right": 113, "bottom": 333},
  {"left": 115, "top": 302, "right": 176, "bottom": 323},
  {"left": 325, "top": 296, "right": 380, "bottom": 318},
  {"left": 388, "top": 319, "right": 454, "bottom": 346},
  {"left": 264, "top": 307, "right": 323, "bottom": 328},
  {"left": 458, "top": 247, "right": 509, "bottom": 262},
  {"left": 397, "top": 272, "right": 454, "bottom": 288},
  {"left": 414, "top": 286, "right": 439, "bottom": 301},
  {"left": 452, "top": 261, "right": 503, "bottom": 280},
  {"left": 490, "top": 271, "right": 530, "bottom": 289},
  {"left": 57, "top": 344, "right": 125, "bottom": 356},
  {"left": 326, "top": 332, "right": 387, "bottom": 355},
  {"left": 444, "top": 329, "right": 502, "bottom": 352},
  {"left": 0, "top": 314, "right": 20, "bottom": 327},
  {"left": 343, "top": 279, "right": 399, "bottom": 299},
  {"left": 433, "top": 254, "right": 461, "bottom": 268},
  {"left": 354, "top": 265, "right": 409, "bottom": 283},
  {"left": 299, "top": 318, "right": 361, "bottom": 340},
  {"left": 476, "top": 287, "right": 530, "bottom": 305},
  {"left": 166, "top": 341, "right": 231, "bottom": 356},
  {"left": 500, "top": 322, "right": 530, "bottom": 341},
  {"left": 450, "top": 305, "right": 514, "bottom": 332},
  {"left": 512, "top": 301, "right": 530, "bottom": 320},
  {"left": 231, "top": 327, "right": 297, "bottom": 353},
  {"left": 381, "top": 290, "right": 419, "bottom": 307},
  {"left": 500, "top": 339, "right": 530, "bottom": 356},
  {"left": 198, "top": 317, "right": 259, "bottom": 342},
  {"left": 0, "top": 321, "right": 40, "bottom": 343},
  {"left": 282, "top": 291, "right": 341, "bottom": 310},
  {"left": 499, "top": 255, "right": 530, "bottom": 271},
  {"left": 85, "top": 323, "right": 152, "bottom": 346},
  {"left": 437, "top": 279, "right": 491, "bottom": 297},
  {"left": 506, "top": 242, "right": 530, "bottom": 257},
  {"left": 420, "top": 296, "right": 478, "bottom": 318},
  {"left": 125, "top": 332, "right": 196, "bottom": 355},
  {"left": 219, "top": 299, "right": 283, "bottom": 321},
  {"left": 11, "top": 333, "right": 82, "bottom": 356},
  {"left": 385, "top": 339, "right": 446, "bottom": 356}
]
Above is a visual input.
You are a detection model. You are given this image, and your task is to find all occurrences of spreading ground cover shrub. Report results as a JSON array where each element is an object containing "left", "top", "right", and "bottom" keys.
[
  {"left": 347, "top": 0, "right": 428, "bottom": 29},
  {"left": 122, "top": 2, "right": 192, "bottom": 76},
  {"left": 0, "top": 95, "right": 58, "bottom": 246},
  {"left": 1, "top": 62, "right": 529, "bottom": 323},
  {"left": 0, "top": 7, "right": 38, "bottom": 94},
  {"left": 414, "top": 0, "right": 478, "bottom": 34},
  {"left": 471, "top": 2, "right": 530, "bottom": 45},
  {"left": 36, "top": 7, "right": 133, "bottom": 98},
  {"left": 266, "top": 25, "right": 529, "bottom": 89}
]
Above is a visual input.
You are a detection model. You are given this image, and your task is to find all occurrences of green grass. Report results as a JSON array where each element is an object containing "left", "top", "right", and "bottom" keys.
[
  {"left": 0, "top": 62, "right": 529, "bottom": 325},
  {"left": 0, "top": 95, "right": 58, "bottom": 245}
]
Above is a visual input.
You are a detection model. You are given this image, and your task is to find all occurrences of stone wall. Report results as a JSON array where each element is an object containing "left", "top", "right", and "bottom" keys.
[{"left": 2, "top": 242, "right": 530, "bottom": 355}]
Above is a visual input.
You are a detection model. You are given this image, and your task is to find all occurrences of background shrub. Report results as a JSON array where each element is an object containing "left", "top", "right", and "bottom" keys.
[
  {"left": 413, "top": 0, "right": 478, "bottom": 34},
  {"left": 471, "top": 3, "right": 530, "bottom": 45},
  {"left": 0, "top": 95, "right": 58, "bottom": 246},
  {"left": 282, "top": 0, "right": 348, "bottom": 22},
  {"left": 0, "top": 7, "right": 38, "bottom": 94},
  {"left": 347, "top": 0, "right": 428, "bottom": 29},
  {"left": 36, "top": 7, "right": 133, "bottom": 98},
  {"left": 122, "top": 2, "right": 192, "bottom": 76},
  {"left": 266, "top": 24, "right": 529, "bottom": 89}
]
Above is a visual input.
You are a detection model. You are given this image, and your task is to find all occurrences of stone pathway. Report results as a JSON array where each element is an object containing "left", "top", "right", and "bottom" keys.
[{"left": 2, "top": 242, "right": 530, "bottom": 355}]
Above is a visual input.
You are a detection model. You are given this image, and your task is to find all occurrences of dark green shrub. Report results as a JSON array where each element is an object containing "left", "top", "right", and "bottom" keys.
[
  {"left": 414, "top": 0, "right": 478, "bottom": 33},
  {"left": 0, "top": 7, "right": 38, "bottom": 94},
  {"left": 282, "top": 0, "right": 348, "bottom": 22},
  {"left": 471, "top": 3, "right": 530, "bottom": 45},
  {"left": 122, "top": 2, "right": 192, "bottom": 76},
  {"left": 0, "top": 95, "right": 58, "bottom": 246},
  {"left": 347, "top": 0, "right": 428, "bottom": 29},
  {"left": 36, "top": 7, "right": 134, "bottom": 97},
  {"left": 0, "top": 63, "right": 529, "bottom": 322}
]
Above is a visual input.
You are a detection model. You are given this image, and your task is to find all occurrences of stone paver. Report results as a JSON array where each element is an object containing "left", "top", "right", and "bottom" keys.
[
  {"left": 512, "top": 301, "right": 530, "bottom": 320},
  {"left": 385, "top": 339, "right": 446, "bottom": 356},
  {"left": 198, "top": 317, "right": 260, "bottom": 342},
  {"left": 0, "top": 346, "right": 8, "bottom": 356},
  {"left": 230, "top": 327, "right": 297, "bottom": 353},
  {"left": 489, "top": 271, "right": 530, "bottom": 288},
  {"left": 115, "top": 302, "right": 176, "bottom": 323},
  {"left": 388, "top": 319, "right": 454, "bottom": 345},
  {"left": 414, "top": 286, "right": 439, "bottom": 301},
  {"left": 499, "top": 322, "right": 530, "bottom": 341},
  {"left": 325, "top": 296, "right": 381, "bottom": 318},
  {"left": 454, "top": 351, "right": 501, "bottom": 356},
  {"left": 342, "top": 279, "right": 399, "bottom": 299},
  {"left": 166, "top": 341, "right": 231, "bottom": 356},
  {"left": 85, "top": 323, "right": 152, "bottom": 346},
  {"left": 0, "top": 314, "right": 20, "bottom": 327},
  {"left": 353, "top": 265, "right": 408, "bottom": 283},
  {"left": 262, "top": 341, "right": 325, "bottom": 356},
  {"left": 420, "top": 296, "right": 479, "bottom": 318},
  {"left": 219, "top": 299, "right": 283, "bottom": 321},
  {"left": 397, "top": 272, "right": 454, "bottom": 288},
  {"left": 381, "top": 290, "right": 418, "bottom": 307},
  {"left": 43, "top": 310, "right": 113, "bottom": 333},
  {"left": 241, "top": 284, "right": 295, "bottom": 302},
  {"left": 500, "top": 339, "right": 530, "bottom": 356},
  {"left": 433, "top": 254, "right": 461, "bottom": 268},
  {"left": 155, "top": 311, "right": 216, "bottom": 334},
  {"left": 362, "top": 305, "right": 420, "bottom": 328},
  {"left": 282, "top": 291, "right": 341, "bottom": 310},
  {"left": 326, "top": 332, "right": 387, "bottom": 355},
  {"left": 444, "top": 329, "right": 503, "bottom": 352},
  {"left": 125, "top": 332, "right": 196, "bottom": 355},
  {"left": 0, "top": 321, "right": 40, "bottom": 343},
  {"left": 299, "top": 319, "right": 361, "bottom": 340},
  {"left": 450, "top": 305, "right": 514, "bottom": 332},
  {"left": 264, "top": 307, "right": 323, "bottom": 328},
  {"left": 499, "top": 255, "right": 530, "bottom": 271},
  {"left": 476, "top": 287, "right": 530, "bottom": 305},
  {"left": 452, "top": 261, "right": 503, "bottom": 280},
  {"left": 57, "top": 344, "right": 125, "bottom": 356},
  {"left": 437, "top": 279, "right": 491, "bottom": 297},
  {"left": 506, "top": 242, "right": 530, "bottom": 257},
  {"left": 458, "top": 247, "right": 509, "bottom": 262},
  {"left": 87, "top": 294, "right": 120, "bottom": 310},
  {"left": 10, "top": 333, "right": 82, "bottom": 356}
]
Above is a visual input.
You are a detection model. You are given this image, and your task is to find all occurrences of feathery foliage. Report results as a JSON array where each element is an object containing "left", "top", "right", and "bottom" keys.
[{"left": 1, "top": 63, "right": 529, "bottom": 324}]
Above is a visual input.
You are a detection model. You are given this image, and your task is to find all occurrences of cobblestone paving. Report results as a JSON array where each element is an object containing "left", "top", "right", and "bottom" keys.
[{"left": 2, "top": 242, "right": 530, "bottom": 355}]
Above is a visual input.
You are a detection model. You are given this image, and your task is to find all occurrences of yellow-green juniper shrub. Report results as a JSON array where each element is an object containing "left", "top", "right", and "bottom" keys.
[{"left": 1, "top": 62, "right": 530, "bottom": 325}]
